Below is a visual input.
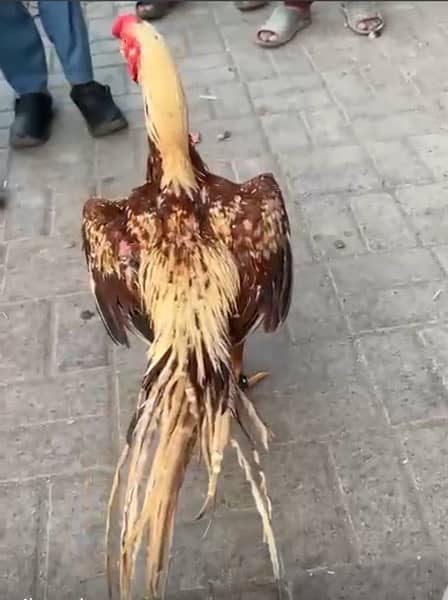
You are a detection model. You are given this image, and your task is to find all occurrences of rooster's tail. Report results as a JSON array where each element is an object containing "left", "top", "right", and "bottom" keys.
[{"left": 106, "top": 243, "right": 280, "bottom": 599}]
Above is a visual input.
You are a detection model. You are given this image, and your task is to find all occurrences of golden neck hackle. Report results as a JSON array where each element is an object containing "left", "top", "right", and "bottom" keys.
[{"left": 131, "top": 22, "right": 198, "bottom": 198}]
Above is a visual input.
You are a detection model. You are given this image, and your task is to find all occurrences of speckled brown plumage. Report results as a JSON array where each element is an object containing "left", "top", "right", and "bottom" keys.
[
  {"left": 81, "top": 17, "right": 293, "bottom": 600},
  {"left": 83, "top": 138, "right": 292, "bottom": 352}
]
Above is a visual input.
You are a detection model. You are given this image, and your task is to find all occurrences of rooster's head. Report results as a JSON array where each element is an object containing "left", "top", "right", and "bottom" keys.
[{"left": 112, "top": 14, "right": 142, "bottom": 82}]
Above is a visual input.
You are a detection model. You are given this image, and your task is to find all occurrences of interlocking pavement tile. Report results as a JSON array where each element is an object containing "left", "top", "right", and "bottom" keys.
[
  {"left": 293, "top": 555, "right": 447, "bottom": 600},
  {"left": 245, "top": 333, "right": 383, "bottom": 441},
  {"left": 322, "top": 66, "right": 373, "bottom": 107},
  {"left": 4, "top": 185, "right": 52, "bottom": 241},
  {"left": 231, "top": 155, "right": 277, "bottom": 182},
  {"left": 341, "top": 281, "right": 448, "bottom": 333},
  {"left": 169, "top": 511, "right": 273, "bottom": 591},
  {"left": 3, "top": 236, "right": 88, "bottom": 301},
  {"left": 281, "top": 145, "right": 380, "bottom": 196},
  {"left": 51, "top": 180, "right": 96, "bottom": 238},
  {"left": 0, "top": 482, "right": 44, "bottom": 599},
  {"left": 268, "top": 441, "right": 356, "bottom": 573},
  {"left": 330, "top": 248, "right": 443, "bottom": 296},
  {"left": 360, "top": 330, "right": 448, "bottom": 425},
  {"left": 351, "top": 110, "right": 440, "bottom": 142},
  {"left": 0, "top": 299, "right": 51, "bottom": 383},
  {"left": 261, "top": 112, "right": 310, "bottom": 153},
  {"left": 330, "top": 427, "right": 431, "bottom": 560},
  {"left": 270, "top": 43, "right": 314, "bottom": 77},
  {"left": 207, "top": 82, "right": 253, "bottom": 119},
  {"left": 396, "top": 182, "right": 448, "bottom": 246},
  {"left": 301, "top": 195, "right": 365, "bottom": 259},
  {"left": 419, "top": 325, "right": 448, "bottom": 397},
  {"left": 214, "top": 582, "right": 282, "bottom": 600},
  {"left": 344, "top": 86, "right": 423, "bottom": 119},
  {"left": 364, "top": 140, "right": 434, "bottom": 187},
  {"left": 287, "top": 264, "right": 348, "bottom": 341},
  {"left": 302, "top": 106, "right": 356, "bottom": 146},
  {"left": 0, "top": 368, "right": 111, "bottom": 428},
  {"left": 46, "top": 472, "right": 113, "bottom": 600},
  {"left": 0, "top": 415, "right": 114, "bottom": 481},
  {"left": 248, "top": 74, "right": 332, "bottom": 115},
  {"left": 401, "top": 420, "right": 448, "bottom": 557},
  {"left": 349, "top": 192, "right": 417, "bottom": 252},
  {"left": 331, "top": 248, "right": 447, "bottom": 332},
  {"left": 178, "top": 53, "right": 236, "bottom": 89},
  {"left": 54, "top": 293, "right": 110, "bottom": 372},
  {"left": 197, "top": 117, "right": 267, "bottom": 160},
  {"left": 408, "top": 134, "right": 448, "bottom": 181}
]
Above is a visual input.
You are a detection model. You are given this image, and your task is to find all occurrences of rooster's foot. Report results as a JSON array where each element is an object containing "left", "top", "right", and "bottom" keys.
[{"left": 238, "top": 371, "right": 269, "bottom": 390}]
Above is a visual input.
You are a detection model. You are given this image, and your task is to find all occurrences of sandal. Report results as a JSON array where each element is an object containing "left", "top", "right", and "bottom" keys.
[
  {"left": 340, "top": 1, "right": 384, "bottom": 36},
  {"left": 235, "top": 0, "right": 269, "bottom": 11},
  {"left": 135, "top": 1, "right": 177, "bottom": 21},
  {"left": 255, "top": 4, "right": 311, "bottom": 48}
]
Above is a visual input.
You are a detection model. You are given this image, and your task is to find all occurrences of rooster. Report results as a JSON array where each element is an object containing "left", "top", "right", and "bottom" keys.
[{"left": 81, "top": 14, "right": 293, "bottom": 600}]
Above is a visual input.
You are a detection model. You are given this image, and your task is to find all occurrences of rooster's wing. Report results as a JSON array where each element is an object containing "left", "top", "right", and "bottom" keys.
[
  {"left": 212, "top": 173, "right": 293, "bottom": 344},
  {"left": 82, "top": 197, "right": 153, "bottom": 347}
]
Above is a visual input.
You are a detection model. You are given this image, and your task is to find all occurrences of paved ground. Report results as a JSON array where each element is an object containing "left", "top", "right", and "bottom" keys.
[{"left": 3, "top": 0, "right": 448, "bottom": 598}]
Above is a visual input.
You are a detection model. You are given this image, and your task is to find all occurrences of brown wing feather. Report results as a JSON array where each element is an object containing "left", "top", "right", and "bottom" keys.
[
  {"left": 210, "top": 172, "right": 293, "bottom": 344},
  {"left": 82, "top": 197, "right": 153, "bottom": 347}
]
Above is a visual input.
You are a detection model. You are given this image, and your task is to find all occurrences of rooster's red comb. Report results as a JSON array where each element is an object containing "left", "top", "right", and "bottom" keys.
[{"left": 112, "top": 14, "right": 139, "bottom": 39}]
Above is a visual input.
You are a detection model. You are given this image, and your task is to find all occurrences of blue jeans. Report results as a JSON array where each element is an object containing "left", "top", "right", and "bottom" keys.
[{"left": 0, "top": 0, "right": 94, "bottom": 96}]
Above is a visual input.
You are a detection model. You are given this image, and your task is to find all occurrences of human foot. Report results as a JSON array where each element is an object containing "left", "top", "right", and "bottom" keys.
[
  {"left": 135, "top": 1, "right": 177, "bottom": 21},
  {"left": 10, "top": 92, "right": 53, "bottom": 149},
  {"left": 340, "top": 1, "right": 384, "bottom": 36},
  {"left": 256, "top": 4, "right": 311, "bottom": 48},
  {"left": 70, "top": 82, "right": 128, "bottom": 138},
  {"left": 235, "top": 0, "right": 269, "bottom": 11}
]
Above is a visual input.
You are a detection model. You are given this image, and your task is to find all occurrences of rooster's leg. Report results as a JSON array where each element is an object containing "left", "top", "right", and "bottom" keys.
[{"left": 231, "top": 342, "right": 269, "bottom": 390}]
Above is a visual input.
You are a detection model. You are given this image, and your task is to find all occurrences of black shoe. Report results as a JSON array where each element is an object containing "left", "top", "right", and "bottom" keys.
[
  {"left": 10, "top": 92, "right": 53, "bottom": 149},
  {"left": 70, "top": 81, "right": 128, "bottom": 138}
]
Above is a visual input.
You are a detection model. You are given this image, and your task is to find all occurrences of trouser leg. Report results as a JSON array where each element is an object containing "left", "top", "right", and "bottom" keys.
[
  {"left": 38, "top": 0, "right": 94, "bottom": 86},
  {"left": 0, "top": 0, "right": 48, "bottom": 95}
]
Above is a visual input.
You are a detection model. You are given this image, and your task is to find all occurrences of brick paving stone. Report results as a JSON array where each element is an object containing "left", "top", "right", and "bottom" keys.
[
  {"left": 0, "top": 368, "right": 111, "bottom": 428},
  {"left": 330, "top": 427, "right": 431, "bottom": 560},
  {"left": 282, "top": 144, "right": 381, "bottom": 196},
  {"left": 330, "top": 248, "right": 444, "bottom": 294},
  {"left": 301, "top": 194, "right": 365, "bottom": 259},
  {"left": 396, "top": 183, "right": 448, "bottom": 246},
  {"left": 348, "top": 191, "right": 417, "bottom": 252},
  {"left": 293, "top": 555, "right": 447, "bottom": 600},
  {"left": 401, "top": 420, "right": 448, "bottom": 556},
  {"left": 246, "top": 334, "right": 384, "bottom": 441},
  {"left": 55, "top": 292, "right": 110, "bottom": 372},
  {"left": 248, "top": 74, "right": 333, "bottom": 115},
  {"left": 341, "top": 280, "right": 448, "bottom": 333},
  {"left": 4, "top": 185, "right": 52, "bottom": 240},
  {"left": 408, "top": 135, "right": 448, "bottom": 181},
  {"left": 46, "top": 472, "right": 113, "bottom": 600},
  {"left": 0, "top": 299, "right": 51, "bottom": 382},
  {"left": 169, "top": 511, "right": 273, "bottom": 591},
  {"left": 364, "top": 140, "right": 434, "bottom": 187},
  {"left": 287, "top": 263, "right": 349, "bottom": 341},
  {"left": 0, "top": 482, "right": 45, "bottom": 600},
  {"left": 3, "top": 236, "right": 88, "bottom": 301},
  {"left": 3, "top": 2, "right": 448, "bottom": 598},
  {"left": 359, "top": 330, "right": 448, "bottom": 425}
]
